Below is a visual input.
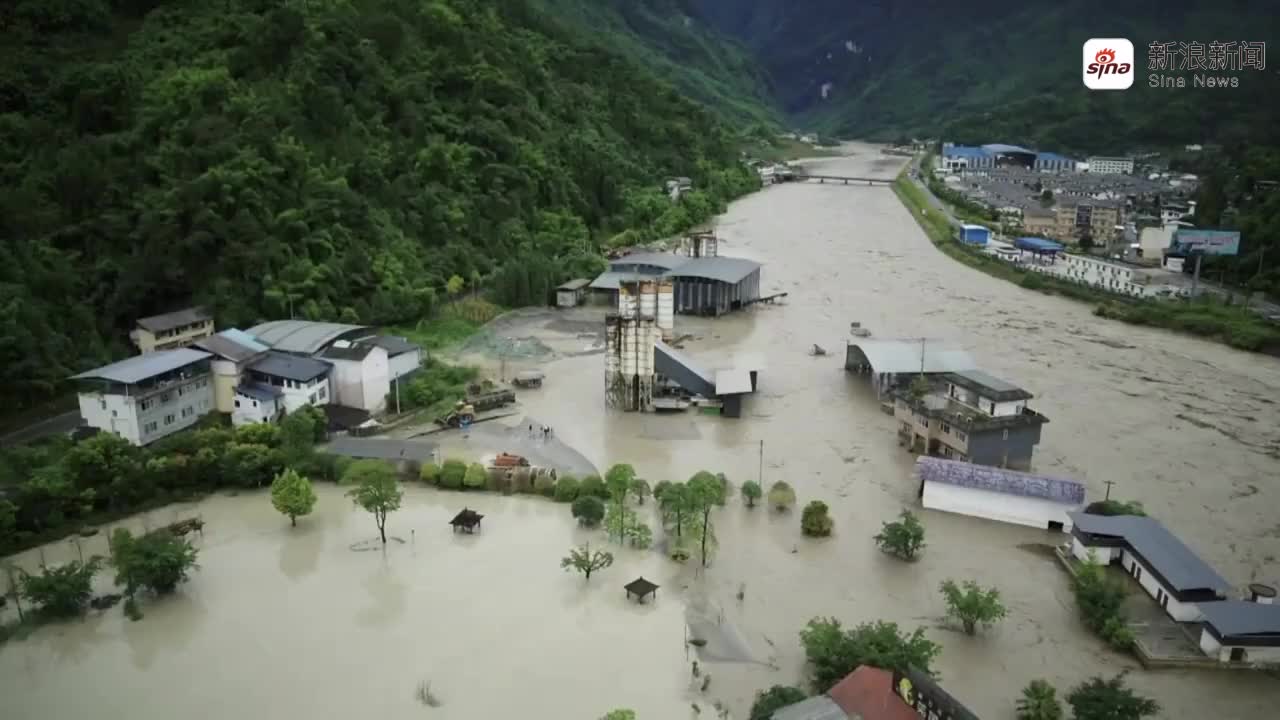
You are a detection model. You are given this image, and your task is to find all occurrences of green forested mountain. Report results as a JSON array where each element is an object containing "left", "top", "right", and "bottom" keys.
[
  {"left": 0, "top": 0, "right": 757, "bottom": 408},
  {"left": 693, "top": 0, "right": 1280, "bottom": 152},
  {"left": 540, "top": 0, "right": 778, "bottom": 127}
]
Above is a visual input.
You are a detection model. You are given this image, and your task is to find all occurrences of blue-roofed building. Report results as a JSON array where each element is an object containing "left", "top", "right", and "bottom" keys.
[
  {"left": 958, "top": 224, "right": 991, "bottom": 245},
  {"left": 939, "top": 142, "right": 1080, "bottom": 174},
  {"left": 939, "top": 144, "right": 994, "bottom": 172},
  {"left": 916, "top": 456, "right": 1084, "bottom": 531},
  {"left": 1035, "top": 151, "right": 1077, "bottom": 173},
  {"left": 1069, "top": 512, "right": 1232, "bottom": 622}
]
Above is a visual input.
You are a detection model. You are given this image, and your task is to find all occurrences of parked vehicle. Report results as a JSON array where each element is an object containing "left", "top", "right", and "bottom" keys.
[{"left": 513, "top": 370, "right": 544, "bottom": 389}]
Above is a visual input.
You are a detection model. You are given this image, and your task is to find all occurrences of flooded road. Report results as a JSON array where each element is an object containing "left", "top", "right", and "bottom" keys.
[{"left": 5, "top": 144, "right": 1279, "bottom": 719}]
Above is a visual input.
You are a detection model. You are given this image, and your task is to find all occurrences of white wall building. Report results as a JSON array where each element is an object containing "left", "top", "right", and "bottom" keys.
[
  {"left": 71, "top": 349, "right": 215, "bottom": 446},
  {"left": 244, "top": 352, "right": 332, "bottom": 415},
  {"left": 192, "top": 328, "right": 270, "bottom": 413},
  {"left": 1197, "top": 597, "right": 1280, "bottom": 666},
  {"left": 1060, "top": 254, "right": 1157, "bottom": 297},
  {"left": 1069, "top": 512, "right": 1232, "bottom": 622},
  {"left": 366, "top": 335, "right": 422, "bottom": 382},
  {"left": 319, "top": 341, "right": 390, "bottom": 415},
  {"left": 1086, "top": 156, "right": 1134, "bottom": 175},
  {"left": 916, "top": 457, "right": 1084, "bottom": 531},
  {"left": 232, "top": 383, "right": 285, "bottom": 426}
]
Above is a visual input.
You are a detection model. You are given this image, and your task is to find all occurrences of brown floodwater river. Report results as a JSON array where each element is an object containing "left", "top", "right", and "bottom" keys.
[{"left": 4, "top": 145, "right": 1279, "bottom": 719}]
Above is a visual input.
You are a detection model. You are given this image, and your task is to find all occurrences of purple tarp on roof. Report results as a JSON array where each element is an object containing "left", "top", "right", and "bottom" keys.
[{"left": 916, "top": 457, "right": 1085, "bottom": 505}]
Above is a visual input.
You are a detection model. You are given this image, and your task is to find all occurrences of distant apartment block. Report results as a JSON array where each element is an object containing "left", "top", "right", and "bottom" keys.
[
  {"left": 71, "top": 349, "right": 215, "bottom": 445},
  {"left": 894, "top": 370, "right": 1049, "bottom": 471},
  {"left": 1061, "top": 255, "right": 1158, "bottom": 297},
  {"left": 1087, "top": 156, "right": 1135, "bottom": 175},
  {"left": 1053, "top": 203, "right": 1123, "bottom": 242},
  {"left": 130, "top": 307, "right": 214, "bottom": 353}
]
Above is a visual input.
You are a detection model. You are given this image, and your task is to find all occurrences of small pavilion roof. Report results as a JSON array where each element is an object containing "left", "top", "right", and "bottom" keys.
[
  {"left": 449, "top": 508, "right": 484, "bottom": 527},
  {"left": 625, "top": 576, "right": 659, "bottom": 596}
]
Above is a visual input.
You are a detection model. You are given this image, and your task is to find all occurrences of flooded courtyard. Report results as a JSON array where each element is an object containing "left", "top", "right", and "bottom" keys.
[{"left": 5, "top": 144, "right": 1280, "bottom": 718}]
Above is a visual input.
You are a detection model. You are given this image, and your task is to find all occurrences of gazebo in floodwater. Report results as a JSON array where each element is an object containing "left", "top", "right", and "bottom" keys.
[
  {"left": 624, "top": 576, "right": 659, "bottom": 603},
  {"left": 449, "top": 508, "right": 484, "bottom": 534}
]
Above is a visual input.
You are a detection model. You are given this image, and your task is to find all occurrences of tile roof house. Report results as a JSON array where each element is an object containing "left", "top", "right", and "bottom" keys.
[{"left": 771, "top": 666, "right": 979, "bottom": 720}]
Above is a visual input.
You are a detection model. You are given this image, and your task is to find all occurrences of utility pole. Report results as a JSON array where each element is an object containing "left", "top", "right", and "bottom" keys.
[
  {"left": 394, "top": 376, "right": 401, "bottom": 415},
  {"left": 758, "top": 439, "right": 764, "bottom": 487},
  {"left": 919, "top": 337, "right": 926, "bottom": 376},
  {"left": 1103, "top": 480, "right": 1116, "bottom": 501}
]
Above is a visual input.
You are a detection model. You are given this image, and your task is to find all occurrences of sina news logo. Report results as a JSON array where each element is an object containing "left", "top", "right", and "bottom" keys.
[{"left": 1083, "top": 38, "right": 1134, "bottom": 90}]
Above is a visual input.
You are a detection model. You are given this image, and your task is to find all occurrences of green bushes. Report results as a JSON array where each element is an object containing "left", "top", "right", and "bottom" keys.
[
  {"left": 463, "top": 463, "right": 488, "bottom": 490},
  {"left": 800, "top": 500, "right": 834, "bottom": 537},
  {"left": 1072, "top": 552, "right": 1136, "bottom": 651},
  {"left": 19, "top": 559, "right": 103, "bottom": 618},
  {"left": 553, "top": 475, "right": 580, "bottom": 502},
  {"left": 439, "top": 459, "right": 467, "bottom": 489},
  {"left": 766, "top": 481, "right": 796, "bottom": 511},
  {"left": 110, "top": 529, "right": 199, "bottom": 597},
  {"left": 420, "top": 463, "right": 442, "bottom": 485},
  {"left": 578, "top": 475, "right": 609, "bottom": 500},
  {"left": 799, "top": 618, "right": 940, "bottom": 691},
  {"left": 571, "top": 495, "right": 606, "bottom": 528}
]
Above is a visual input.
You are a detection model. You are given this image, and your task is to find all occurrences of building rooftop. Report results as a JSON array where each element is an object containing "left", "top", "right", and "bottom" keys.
[
  {"left": 248, "top": 351, "right": 332, "bottom": 383},
  {"left": 246, "top": 320, "right": 370, "bottom": 355},
  {"left": 1199, "top": 601, "right": 1280, "bottom": 642},
  {"left": 665, "top": 256, "right": 762, "bottom": 284},
  {"left": 714, "top": 369, "right": 754, "bottom": 395},
  {"left": 557, "top": 278, "right": 592, "bottom": 291},
  {"left": 903, "top": 390, "right": 1049, "bottom": 432},
  {"left": 917, "top": 457, "right": 1085, "bottom": 505},
  {"left": 1014, "top": 237, "right": 1065, "bottom": 253},
  {"left": 771, "top": 696, "right": 847, "bottom": 720},
  {"left": 318, "top": 342, "right": 377, "bottom": 362},
  {"left": 944, "top": 369, "right": 1033, "bottom": 402},
  {"left": 608, "top": 251, "right": 688, "bottom": 271},
  {"left": 847, "top": 339, "right": 976, "bottom": 376},
  {"left": 193, "top": 329, "right": 269, "bottom": 363},
  {"left": 366, "top": 335, "right": 419, "bottom": 358},
  {"left": 983, "top": 143, "right": 1035, "bottom": 155},
  {"left": 136, "top": 307, "right": 212, "bottom": 333},
  {"left": 71, "top": 348, "right": 211, "bottom": 385},
  {"left": 1069, "top": 513, "right": 1232, "bottom": 595},
  {"left": 826, "top": 666, "right": 919, "bottom": 720},
  {"left": 236, "top": 382, "right": 284, "bottom": 403},
  {"left": 589, "top": 271, "right": 630, "bottom": 291}
]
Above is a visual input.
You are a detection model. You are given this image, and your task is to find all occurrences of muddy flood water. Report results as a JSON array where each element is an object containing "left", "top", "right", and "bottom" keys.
[{"left": 5, "top": 144, "right": 1280, "bottom": 719}]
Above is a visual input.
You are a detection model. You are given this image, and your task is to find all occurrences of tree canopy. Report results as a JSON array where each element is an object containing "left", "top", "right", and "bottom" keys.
[
  {"left": 344, "top": 460, "right": 403, "bottom": 543},
  {"left": 0, "top": 0, "right": 757, "bottom": 409}
]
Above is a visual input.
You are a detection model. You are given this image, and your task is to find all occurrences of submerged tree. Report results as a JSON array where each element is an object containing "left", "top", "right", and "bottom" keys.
[
  {"left": 571, "top": 495, "right": 606, "bottom": 528},
  {"left": 604, "top": 464, "right": 636, "bottom": 542},
  {"left": 20, "top": 558, "right": 103, "bottom": 617},
  {"left": 1016, "top": 679, "right": 1064, "bottom": 720},
  {"left": 800, "top": 500, "right": 834, "bottom": 537},
  {"left": 1067, "top": 675, "right": 1159, "bottom": 720},
  {"left": 767, "top": 481, "right": 796, "bottom": 511},
  {"left": 344, "top": 460, "right": 403, "bottom": 544},
  {"left": 875, "top": 510, "right": 926, "bottom": 560},
  {"left": 561, "top": 543, "right": 614, "bottom": 581},
  {"left": 939, "top": 579, "right": 1007, "bottom": 635},
  {"left": 688, "top": 472, "right": 722, "bottom": 567},
  {"left": 110, "top": 529, "right": 199, "bottom": 596},
  {"left": 270, "top": 468, "right": 317, "bottom": 527},
  {"left": 741, "top": 480, "right": 762, "bottom": 508}
]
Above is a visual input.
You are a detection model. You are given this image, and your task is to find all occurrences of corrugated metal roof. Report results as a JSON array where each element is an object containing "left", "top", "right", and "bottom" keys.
[
  {"left": 236, "top": 382, "right": 283, "bottom": 402},
  {"left": 367, "top": 335, "right": 419, "bottom": 357},
  {"left": 557, "top": 278, "right": 591, "bottom": 290},
  {"left": 942, "top": 145, "right": 990, "bottom": 159},
  {"left": 1069, "top": 513, "right": 1232, "bottom": 594},
  {"left": 319, "top": 342, "right": 376, "bottom": 362},
  {"left": 715, "top": 369, "right": 753, "bottom": 395},
  {"left": 248, "top": 351, "right": 332, "bottom": 382},
  {"left": 193, "top": 329, "right": 269, "bottom": 362},
  {"left": 846, "top": 339, "right": 976, "bottom": 375},
  {"left": 136, "top": 307, "right": 211, "bottom": 333},
  {"left": 771, "top": 696, "right": 847, "bottom": 720},
  {"left": 665, "top": 256, "right": 761, "bottom": 284},
  {"left": 983, "top": 143, "right": 1035, "bottom": 154},
  {"left": 589, "top": 272, "right": 630, "bottom": 291},
  {"left": 609, "top": 251, "right": 688, "bottom": 271},
  {"left": 247, "top": 320, "right": 370, "bottom": 355},
  {"left": 71, "top": 348, "right": 211, "bottom": 384},
  {"left": 1014, "top": 237, "right": 1065, "bottom": 253},
  {"left": 944, "top": 369, "right": 1032, "bottom": 401},
  {"left": 918, "top": 457, "right": 1085, "bottom": 504},
  {"left": 1199, "top": 601, "right": 1280, "bottom": 640}
]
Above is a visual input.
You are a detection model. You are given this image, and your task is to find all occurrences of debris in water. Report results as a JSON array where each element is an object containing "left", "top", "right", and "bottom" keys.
[
  {"left": 415, "top": 680, "right": 442, "bottom": 707},
  {"left": 688, "top": 638, "right": 708, "bottom": 647},
  {"left": 700, "top": 675, "right": 712, "bottom": 692}
]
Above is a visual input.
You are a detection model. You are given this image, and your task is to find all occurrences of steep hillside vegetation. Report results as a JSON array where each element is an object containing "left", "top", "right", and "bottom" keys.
[
  {"left": 542, "top": 0, "right": 778, "bottom": 126},
  {"left": 0, "top": 0, "right": 757, "bottom": 408},
  {"left": 695, "top": 0, "right": 1280, "bottom": 152}
]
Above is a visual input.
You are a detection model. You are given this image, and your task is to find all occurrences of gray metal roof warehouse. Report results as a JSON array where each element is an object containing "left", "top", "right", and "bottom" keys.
[{"left": 247, "top": 320, "right": 371, "bottom": 355}]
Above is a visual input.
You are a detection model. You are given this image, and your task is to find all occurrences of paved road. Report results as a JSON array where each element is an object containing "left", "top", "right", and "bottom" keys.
[
  {"left": 322, "top": 436, "right": 439, "bottom": 463},
  {"left": 0, "top": 410, "right": 81, "bottom": 448}
]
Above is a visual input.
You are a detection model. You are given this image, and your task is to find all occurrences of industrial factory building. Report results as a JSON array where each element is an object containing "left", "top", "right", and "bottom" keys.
[
  {"left": 665, "top": 256, "right": 762, "bottom": 317},
  {"left": 590, "top": 249, "right": 763, "bottom": 317},
  {"left": 938, "top": 143, "right": 1077, "bottom": 174}
]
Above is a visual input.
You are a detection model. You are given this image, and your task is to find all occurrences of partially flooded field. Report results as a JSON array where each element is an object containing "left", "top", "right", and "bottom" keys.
[{"left": 4, "top": 144, "right": 1280, "bottom": 719}]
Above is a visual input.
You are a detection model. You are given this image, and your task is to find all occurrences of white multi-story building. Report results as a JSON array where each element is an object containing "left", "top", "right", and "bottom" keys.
[
  {"left": 71, "top": 348, "right": 215, "bottom": 445},
  {"left": 1086, "top": 156, "right": 1134, "bottom": 175},
  {"left": 1060, "top": 254, "right": 1157, "bottom": 297},
  {"left": 243, "top": 351, "right": 332, "bottom": 415},
  {"left": 318, "top": 341, "right": 390, "bottom": 414}
]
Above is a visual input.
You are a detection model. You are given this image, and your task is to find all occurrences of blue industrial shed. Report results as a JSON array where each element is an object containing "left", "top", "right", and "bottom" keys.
[
  {"left": 1014, "top": 237, "right": 1065, "bottom": 254},
  {"left": 958, "top": 224, "right": 991, "bottom": 245}
]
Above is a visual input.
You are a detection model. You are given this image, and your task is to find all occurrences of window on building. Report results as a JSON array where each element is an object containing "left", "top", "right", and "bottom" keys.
[
  {"left": 111, "top": 410, "right": 118, "bottom": 417},
  {"left": 253, "top": 400, "right": 259, "bottom": 408},
  {"left": 181, "top": 407, "right": 194, "bottom": 418},
  {"left": 319, "top": 387, "right": 327, "bottom": 400},
  {"left": 956, "top": 430, "right": 967, "bottom": 441},
  {"left": 144, "top": 421, "right": 158, "bottom": 434},
  {"left": 941, "top": 446, "right": 953, "bottom": 458},
  {"left": 164, "top": 414, "right": 175, "bottom": 425},
  {"left": 941, "top": 422, "right": 951, "bottom": 434},
  {"left": 100, "top": 399, "right": 107, "bottom": 410},
  {"left": 161, "top": 392, "right": 172, "bottom": 403},
  {"left": 235, "top": 400, "right": 241, "bottom": 408},
  {"left": 989, "top": 402, "right": 996, "bottom": 414},
  {"left": 139, "top": 399, "right": 152, "bottom": 411}
]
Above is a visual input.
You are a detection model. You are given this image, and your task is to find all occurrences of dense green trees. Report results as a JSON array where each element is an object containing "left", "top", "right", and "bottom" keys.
[
  {"left": 110, "top": 528, "right": 199, "bottom": 596},
  {"left": 0, "top": 0, "right": 757, "bottom": 410},
  {"left": 799, "top": 617, "right": 940, "bottom": 691},
  {"left": 19, "top": 559, "right": 103, "bottom": 618},
  {"left": 0, "top": 416, "right": 343, "bottom": 553}
]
